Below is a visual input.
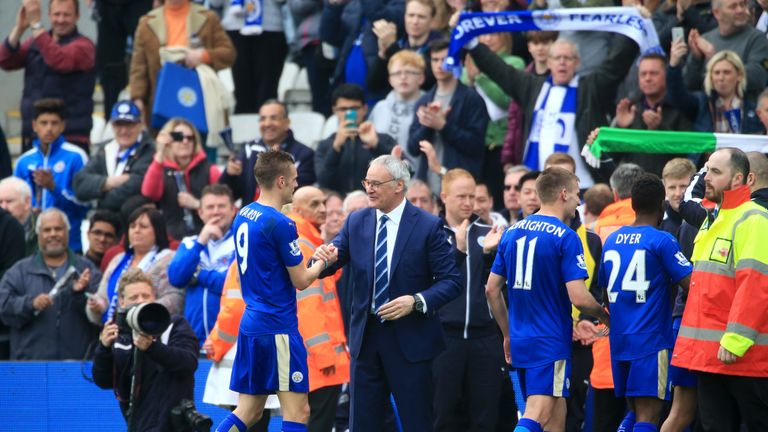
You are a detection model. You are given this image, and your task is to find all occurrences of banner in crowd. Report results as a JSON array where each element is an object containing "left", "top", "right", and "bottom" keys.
[
  {"left": 446, "top": 7, "right": 662, "bottom": 71},
  {"left": 152, "top": 62, "right": 208, "bottom": 133},
  {"left": 583, "top": 128, "right": 768, "bottom": 168}
]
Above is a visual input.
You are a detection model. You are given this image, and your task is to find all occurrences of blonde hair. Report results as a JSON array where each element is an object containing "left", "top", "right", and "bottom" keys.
[
  {"left": 441, "top": 168, "right": 475, "bottom": 193},
  {"left": 704, "top": 50, "right": 746, "bottom": 99},
  {"left": 117, "top": 268, "right": 155, "bottom": 299},
  {"left": 662, "top": 158, "right": 696, "bottom": 180},
  {"left": 388, "top": 50, "right": 426, "bottom": 73},
  {"left": 158, "top": 117, "right": 203, "bottom": 159}
]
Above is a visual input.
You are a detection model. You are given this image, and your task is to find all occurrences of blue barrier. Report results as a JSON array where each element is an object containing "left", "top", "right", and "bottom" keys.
[
  {"left": 0, "top": 361, "right": 529, "bottom": 431},
  {"left": 0, "top": 360, "right": 261, "bottom": 431}
]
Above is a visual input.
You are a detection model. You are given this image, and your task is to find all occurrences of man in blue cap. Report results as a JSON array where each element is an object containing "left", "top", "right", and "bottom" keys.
[{"left": 74, "top": 100, "right": 155, "bottom": 212}]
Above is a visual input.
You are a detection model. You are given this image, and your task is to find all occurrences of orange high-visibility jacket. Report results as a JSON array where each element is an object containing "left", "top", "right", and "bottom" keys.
[
  {"left": 206, "top": 261, "right": 244, "bottom": 363},
  {"left": 290, "top": 213, "right": 350, "bottom": 391},
  {"left": 590, "top": 198, "right": 636, "bottom": 389},
  {"left": 673, "top": 186, "right": 768, "bottom": 376}
]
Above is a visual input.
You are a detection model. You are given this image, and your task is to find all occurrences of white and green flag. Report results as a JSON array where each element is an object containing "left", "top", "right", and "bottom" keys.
[{"left": 582, "top": 128, "right": 768, "bottom": 168}]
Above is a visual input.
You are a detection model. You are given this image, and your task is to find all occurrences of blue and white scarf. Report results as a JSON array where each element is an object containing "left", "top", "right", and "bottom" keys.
[
  {"left": 445, "top": 7, "right": 662, "bottom": 74},
  {"left": 524, "top": 76, "right": 579, "bottom": 171},
  {"left": 103, "top": 247, "right": 161, "bottom": 323},
  {"left": 230, "top": 0, "right": 263, "bottom": 35}
]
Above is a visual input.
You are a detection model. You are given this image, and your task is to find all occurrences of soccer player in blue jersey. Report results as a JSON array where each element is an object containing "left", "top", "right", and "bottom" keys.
[
  {"left": 486, "top": 167, "right": 610, "bottom": 432},
  {"left": 598, "top": 174, "right": 692, "bottom": 432},
  {"left": 215, "top": 151, "right": 338, "bottom": 432}
]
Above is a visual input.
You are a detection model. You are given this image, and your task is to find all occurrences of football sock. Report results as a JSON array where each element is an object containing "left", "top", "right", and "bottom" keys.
[
  {"left": 215, "top": 413, "right": 247, "bottom": 432},
  {"left": 514, "top": 418, "right": 543, "bottom": 432}
]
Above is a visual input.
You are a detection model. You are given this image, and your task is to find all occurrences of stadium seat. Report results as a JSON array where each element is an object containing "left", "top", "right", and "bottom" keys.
[
  {"left": 230, "top": 114, "right": 260, "bottom": 144},
  {"left": 90, "top": 115, "right": 106, "bottom": 146},
  {"left": 321, "top": 115, "right": 339, "bottom": 141},
  {"left": 288, "top": 112, "right": 325, "bottom": 149},
  {"left": 284, "top": 67, "right": 312, "bottom": 109},
  {"left": 278, "top": 62, "right": 300, "bottom": 102},
  {"left": 217, "top": 68, "right": 235, "bottom": 95}
]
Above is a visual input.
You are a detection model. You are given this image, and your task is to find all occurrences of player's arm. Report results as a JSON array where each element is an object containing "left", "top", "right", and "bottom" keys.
[
  {"left": 486, "top": 272, "right": 511, "bottom": 363},
  {"left": 566, "top": 279, "right": 610, "bottom": 328},
  {"left": 676, "top": 274, "right": 691, "bottom": 292},
  {"left": 287, "top": 246, "right": 337, "bottom": 291}
]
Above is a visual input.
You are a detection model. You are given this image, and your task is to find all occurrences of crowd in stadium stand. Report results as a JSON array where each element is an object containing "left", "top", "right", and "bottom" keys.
[{"left": 1, "top": 0, "right": 768, "bottom": 430}]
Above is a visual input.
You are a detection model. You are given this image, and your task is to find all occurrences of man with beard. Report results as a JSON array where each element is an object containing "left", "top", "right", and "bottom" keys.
[
  {"left": 0, "top": 208, "right": 101, "bottom": 359},
  {"left": 672, "top": 148, "right": 768, "bottom": 431}
]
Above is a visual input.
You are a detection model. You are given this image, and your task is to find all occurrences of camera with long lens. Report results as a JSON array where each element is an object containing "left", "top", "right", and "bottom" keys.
[
  {"left": 170, "top": 399, "right": 213, "bottom": 432},
  {"left": 115, "top": 302, "right": 171, "bottom": 336}
]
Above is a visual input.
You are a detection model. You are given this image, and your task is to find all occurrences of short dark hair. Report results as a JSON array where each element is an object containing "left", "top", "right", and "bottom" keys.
[
  {"left": 125, "top": 207, "right": 169, "bottom": 251},
  {"left": 201, "top": 184, "right": 234, "bottom": 204},
  {"left": 33, "top": 98, "right": 65, "bottom": 121},
  {"left": 725, "top": 147, "right": 750, "bottom": 185},
  {"left": 631, "top": 173, "right": 666, "bottom": 215},
  {"left": 120, "top": 195, "right": 155, "bottom": 228},
  {"left": 259, "top": 99, "right": 288, "bottom": 117},
  {"left": 51, "top": 0, "right": 79, "bottom": 16},
  {"left": 90, "top": 210, "right": 122, "bottom": 238},
  {"left": 254, "top": 150, "right": 296, "bottom": 189},
  {"left": 639, "top": 53, "right": 668, "bottom": 66},
  {"left": 536, "top": 167, "right": 578, "bottom": 204},
  {"left": 428, "top": 38, "right": 450, "bottom": 54},
  {"left": 331, "top": 84, "right": 365, "bottom": 107},
  {"left": 517, "top": 170, "right": 541, "bottom": 191},
  {"left": 526, "top": 31, "right": 559, "bottom": 44}
]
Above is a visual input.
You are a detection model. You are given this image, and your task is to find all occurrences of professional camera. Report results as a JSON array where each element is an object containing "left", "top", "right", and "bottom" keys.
[
  {"left": 115, "top": 302, "right": 171, "bottom": 336},
  {"left": 170, "top": 399, "right": 213, "bottom": 432}
]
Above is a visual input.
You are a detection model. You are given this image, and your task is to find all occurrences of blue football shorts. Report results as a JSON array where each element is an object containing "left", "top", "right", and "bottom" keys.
[
  {"left": 612, "top": 349, "right": 670, "bottom": 400},
  {"left": 230, "top": 332, "right": 309, "bottom": 395},
  {"left": 517, "top": 359, "right": 571, "bottom": 398}
]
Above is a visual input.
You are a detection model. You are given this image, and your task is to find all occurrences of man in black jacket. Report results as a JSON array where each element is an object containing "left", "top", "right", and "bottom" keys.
[
  {"left": 432, "top": 168, "right": 507, "bottom": 431},
  {"left": 315, "top": 84, "right": 396, "bottom": 195},
  {"left": 73, "top": 100, "right": 154, "bottom": 212},
  {"left": 220, "top": 100, "right": 316, "bottom": 204},
  {"left": 93, "top": 268, "right": 199, "bottom": 432},
  {"left": 467, "top": 33, "right": 639, "bottom": 186}
]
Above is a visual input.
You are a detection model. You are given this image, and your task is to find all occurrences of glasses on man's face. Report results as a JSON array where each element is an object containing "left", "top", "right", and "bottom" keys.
[
  {"left": 89, "top": 229, "right": 116, "bottom": 240},
  {"left": 361, "top": 178, "right": 397, "bottom": 190},
  {"left": 503, "top": 185, "right": 515, "bottom": 191},
  {"left": 389, "top": 70, "right": 422, "bottom": 78}
]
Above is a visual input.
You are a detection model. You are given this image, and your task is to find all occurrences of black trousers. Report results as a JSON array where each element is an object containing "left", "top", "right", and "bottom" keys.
[
  {"left": 697, "top": 372, "right": 768, "bottom": 432},
  {"left": 228, "top": 31, "right": 288, "bottom": 114},
  {"left": 432, "top": 333, "right": 507, "bottom": 432},
  {"left": 309, "top": 384, "right": 343, "bottom": 432},
  {"left": 567, "top": 342, "right": 593, "bottom": 432},
  {"left": 591, "top": 387, "right": 627, "bottom": 432},
  {"left": 95, "top": 0, "right": 153, "bottom": 115}
]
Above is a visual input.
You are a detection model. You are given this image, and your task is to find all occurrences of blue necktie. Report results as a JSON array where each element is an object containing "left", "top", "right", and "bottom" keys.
[{"left": 373, "top": 215, "right": 389, "bottom": 315}]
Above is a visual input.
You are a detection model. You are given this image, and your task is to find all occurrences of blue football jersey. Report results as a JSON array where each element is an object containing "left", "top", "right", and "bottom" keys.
[
  {"left": 233, "top": 202, "right": 304, "bottom": 336},
  {"left": 598, "top": 226, "right": 692, "bottom": 360},
  {"left": 491, "top": 214, "right": 589, "bottom": 367}
]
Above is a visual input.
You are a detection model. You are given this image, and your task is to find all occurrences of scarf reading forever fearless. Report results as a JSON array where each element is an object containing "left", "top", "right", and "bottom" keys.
[
  {"left": 445, "top": 7, "right": 662, "bottom": 73},
  {"left": 524, "top": 75, "right": 579, "bottom": 171},
  {"left": 230, "top": 0, "right": 263, "bottom": 35}
]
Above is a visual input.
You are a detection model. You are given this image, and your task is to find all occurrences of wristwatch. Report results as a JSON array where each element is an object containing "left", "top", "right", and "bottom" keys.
[
  {"left": 412, "top": 295, "right": 425, "bottom": 314},
  {"left": 30, "top": 21, "right": 43, "bottom": 31}
]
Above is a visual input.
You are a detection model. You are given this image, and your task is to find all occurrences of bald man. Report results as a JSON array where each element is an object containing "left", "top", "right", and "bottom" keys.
[
  {"left": 747, "top": 151, "right": 768, "bottom": 209},
  {"left": 289, "top": 186, "right": 350, "bottom": 432}
]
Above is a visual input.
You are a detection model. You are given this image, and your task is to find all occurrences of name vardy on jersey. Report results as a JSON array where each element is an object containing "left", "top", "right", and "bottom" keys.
[
  {"left": 510, "top": 218, "right": 567, "bottom": 237},
  {"left": 239, "top": 207, "right": 262, "bottom": 222}
]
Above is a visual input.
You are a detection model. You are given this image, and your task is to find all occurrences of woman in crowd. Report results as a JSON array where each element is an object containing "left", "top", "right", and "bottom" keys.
[
  {"left": 668, "top": 41, "right": 764, "bottom": 134},
  {"left": 141, "top": 118, "right": 221, "bottom": 240},
  {"left": 86, "top": 207, "right": 180, "bottom": 325}
]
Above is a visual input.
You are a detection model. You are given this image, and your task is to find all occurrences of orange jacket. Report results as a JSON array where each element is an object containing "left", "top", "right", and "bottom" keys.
[
  {"left": 205, "top": 261, "right": 244, "bottom": 362},
  {"left": 673, "top": 186, "right": 768, "bottom": 377},
  {"left": 290, "top": 213, "right": 350, "bottom": 391},
  {"left": 590, "top": 198, "right": 636, "bottom": 389}
]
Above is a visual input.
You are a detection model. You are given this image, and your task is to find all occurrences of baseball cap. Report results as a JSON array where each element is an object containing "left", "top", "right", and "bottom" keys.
[{"left": 110, "top": 100, "right": 141, "bottom": 123}]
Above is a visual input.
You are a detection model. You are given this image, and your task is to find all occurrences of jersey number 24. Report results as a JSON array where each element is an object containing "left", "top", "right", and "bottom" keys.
[{"left": 603, "top": 249, "right": 650, "bottom": 303}]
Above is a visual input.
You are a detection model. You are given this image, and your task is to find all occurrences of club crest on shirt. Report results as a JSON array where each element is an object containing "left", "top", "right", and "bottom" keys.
[
  {"left": 576, "top": 254, "right": 587, "bottom": 270},
  {"left": 53, "top": 161, "right": 66, "bottom": 173},
  {"left": 291, "top": 371, "right": 304, "bottom": 383}
]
